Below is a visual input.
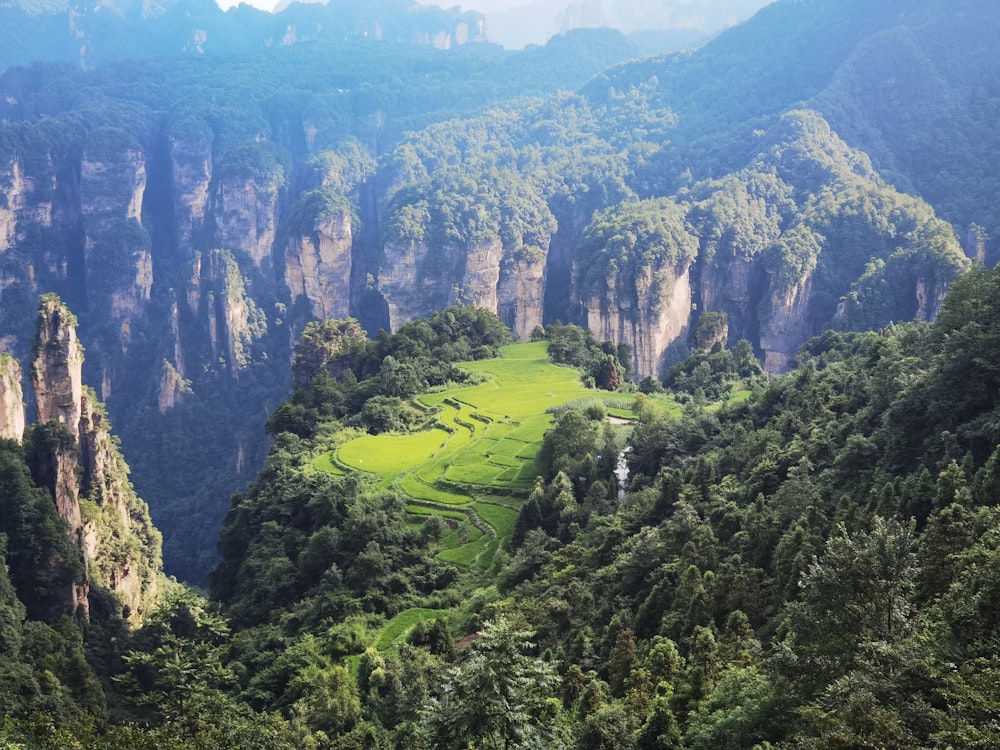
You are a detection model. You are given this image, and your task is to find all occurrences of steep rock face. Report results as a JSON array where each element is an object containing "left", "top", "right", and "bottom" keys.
[
  {"left": 0, "top": 159, "right": 54, "bottom": 251},
  {"left": 0, "top": 354, "right": 25, "bottom": 441},
  {"left": 157, "top": 361, "right": 189, "bottom": 414},
  {"left": 80, "top": 148, "right": 145, "bottom": 221},
  {"left": 32, "top": 297, "right": 84, "bottom": 433},
  {"left": 461, "top": 238, "right": 504, "bottom": 313},
  {"left": 29, "top": 297, "right": 162, "bottom": 623},
  {"left": 78, "top": 391, "right": 160, "bottom": 621},
  {"left": 758, "top": 271, "right": 815, "bottom": 375},
  {"left": 698, "top": 258, "right": 767, "bottom": 346},
  {"left": 582, "top": 264, "right": 694, "bottom": 377},
  {"left": 377, "top": 236, "right": 548, "bottom": 341},
  {"left": 915, "top": 277, "right": 947, "bottom": 321},
  {"left": 202, "top": 250, "right": 266, "bottom": 377},
  {"left": 215, "top": 174, "right": 281, "bottom": 270},
  {"left": 498, "top": 254, "right": 547, "bottom": 339},
  {"left": 378, "top": 238, "right": 452, "bottom": 329},
  {"left": 691, "top": 311, "right": 730, "bottom": 353},
  {"left": 285, "top": 209, "right": 353, "bottom": 319},
  {"left": 169, "top": 122, "right": 213, "bottom": 258},
  {"left": 80, "top": 136, "right": 153, "bottom": 349}
]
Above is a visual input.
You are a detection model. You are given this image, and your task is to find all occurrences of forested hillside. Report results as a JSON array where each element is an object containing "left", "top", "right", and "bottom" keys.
[
  {"left": 7, "top": 263, "right": 997, "bottom": 746},
  {"left": 0, "top": 0, "right": 993, "bottom": 582},
  {"left": 0, "top": 13, "right": 999, "bottom": 746},
  {"left": 210, "top": 267, "right": 1000, "bottom": 748},
  {"left": 0, "top": 26, "right": 641, "bottom": 581}
]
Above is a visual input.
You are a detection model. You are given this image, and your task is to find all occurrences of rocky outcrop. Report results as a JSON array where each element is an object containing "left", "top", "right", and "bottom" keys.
[
  {"left": 80, "top": 147, "right": 145, "bottom": 222},
  {"left": 0, "top": 159, "right": 54, "bottom": 252},
  {"left": 699, "top": 257, "right": 766, "bottom": 346},
  {"left": 582, "top": 263, "right": 694, "bottom": 377},
  {"left": 203, "top": 249, "right": 266, "bottom": 377},
  {"left": 29, "top": 296, "right": 162, "bottom": 623},
  {"left": 215, "top": 173, "right": 282, "bottom": 270},
  {"left": 758, "top": 271, "right": 815, "bottom": 375},
  {"left": 498, "top": 253, "right": 546, "bottom": 340},
  {"left": 377, "top": 239, "right": 453, "bottom": 327},
  {"left": 169, "top": 120, "right": 213, "bottom": 258},
  {"left": 78, "top": 390, "right": 161, "bottom": 621},
  {"left": 285, "top": 209, "right": 353, "bottom": 320},
  {"left": 32, "top": 297, "right": 84, "bottom": 433},
  {"left": 691, "top": 311, "right": 729, "bottom": 353},
  {"left": 461, "top": 239, "right": 504, "bottom": 313},
  {"left": 80, "top": 135, "right": 153, "bottom": 349},
  {"left": 377, "top": 228, "right": 573, "bottom": 346},
  {"left": 0, "top": 354, "right": 25, "bottom": 441},
  {"left": 914, "top": 277, "right": 947, "bottom": 321}
]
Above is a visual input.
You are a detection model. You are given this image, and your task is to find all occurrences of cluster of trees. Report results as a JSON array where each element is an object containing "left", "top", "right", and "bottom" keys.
[
  {"left": 197, "top": 265, "right": 1000, "bottom": 747},
  {"left": 8, "top": 264, "right": 1000, "bottom": 745},
  {"left": 270, "top": 307, "right": 513, "bottom": 438},
  {"left": 544, "top": 323, "right": 632, "bottom": 390}
]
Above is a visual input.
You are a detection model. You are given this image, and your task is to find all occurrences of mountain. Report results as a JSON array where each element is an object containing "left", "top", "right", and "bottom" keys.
[
  {"left": 472, "top": 0, "right": 771, "bottom": 50},
  {"left": 0, "top": 296, "right": 161, "bottom": 627},
  {"left": 0, "top": 0, "right": 995, "bottom": 586},
  {"left": 0, "top": 0, "right": 486, "bottom": 71},
  {"left": 0, "top": 28, "right": 642, "bottom": 582}
]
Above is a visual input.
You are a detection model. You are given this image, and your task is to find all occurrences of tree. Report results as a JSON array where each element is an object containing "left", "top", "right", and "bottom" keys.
[
  {"left": 421, "top": 616, "right": 565, "bottom": 749},
  {"left": 115, "top": 589, "right": 239, "bottom": 739},
  {"left": 776, "top": 518, "right": 917, "bottom": 694}
]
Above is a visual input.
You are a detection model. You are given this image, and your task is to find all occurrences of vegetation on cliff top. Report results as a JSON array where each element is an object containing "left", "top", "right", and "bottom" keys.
[{"left": 8, "top": 259, "right": 1000, "bottom": 744}]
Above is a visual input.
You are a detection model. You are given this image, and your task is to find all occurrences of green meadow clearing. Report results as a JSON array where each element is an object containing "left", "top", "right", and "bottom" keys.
[{"left": 321, "top": 340, "right": 660, "bottom": 566}]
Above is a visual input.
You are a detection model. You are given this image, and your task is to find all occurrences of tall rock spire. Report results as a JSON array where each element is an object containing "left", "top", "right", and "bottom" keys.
[
  {"left": 31, "top": 294, "right": 84, "bottom": 438},
  {"left": 28, "top": 294, "right": 162, "bottom": 623},
  {"left": 0, "top": 354, "right": 25, "bottom": 441}
]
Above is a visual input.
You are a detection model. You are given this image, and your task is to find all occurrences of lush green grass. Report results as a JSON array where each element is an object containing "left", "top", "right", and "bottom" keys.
[
  {"left": 336, "top": 428, "right": 451, "bottom": 482},
  {"left": 471, "top": 502, "right": 518, "bottom": 544},
  {"left": 375, "top": 608, "right": 450, "bottom": 651},
  {"left": 437, "top": 534, "right": 494, "bottom": 567},
  {"left": 311, "top": 452, "right": 345, "bottom": 474},
  {"left": 335, "top": 341, "right": 615, "bottom": 500},
  {"left": 401, "top": 473, "right": 469, "bottom": 505},
  {"left": 323, "top": 341, "right": 657, "bottom": 568},
  {"left": 406, "top": 504, "right": 469, "bottom": 522}
]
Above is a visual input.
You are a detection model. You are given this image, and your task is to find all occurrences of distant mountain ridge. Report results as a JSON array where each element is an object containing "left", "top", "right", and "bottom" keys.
[{"left": 0, "top": 0, "right": 486, "bottom": 70}]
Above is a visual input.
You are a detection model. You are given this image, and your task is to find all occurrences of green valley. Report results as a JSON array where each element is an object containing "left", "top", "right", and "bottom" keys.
[
  {"left": 325, "top": 340, "right": 651, "bottom": 568},
  {"left": 4, "top": 0, "right": 1000, "bottom": 747}
]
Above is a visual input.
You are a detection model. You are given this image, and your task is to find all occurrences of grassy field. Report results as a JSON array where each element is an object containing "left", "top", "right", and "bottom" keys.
[
  {"left": 374, "top": 608, "right": 451, "bottom": 651},
  {"left": 318, "top": 341, "right": 678, "bottom": 568}
]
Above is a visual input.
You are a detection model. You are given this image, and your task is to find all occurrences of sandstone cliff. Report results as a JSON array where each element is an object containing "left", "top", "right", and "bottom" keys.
[
  {"left": 582, "top": 264, "right": 694, "bottom": 377},
  {"left": 571, "top": 199, "right": 700, "bottom": 377},
  {"left": 32, "top": 297, "right": 84, "bottom": 432},
  {"left": 169, "top": 118, "right": 214, "bottom": 259},
  {"left": 285, "top": 206, "right": 353, "bottom": 320},
  {"left": 0, "top": 354, "right": 25, "bottom": 441},
  {"left": 213, "top": 146, "right": 285, "bottom": 270},
  {"left": 378, "top": 173, "right": 555, "bottom": 335},
  {"left": 497, "top": 251, "right": 547, "bottom": 340},
  {"left": 28, "top": 296, "right": 162, "bottom": 623}
]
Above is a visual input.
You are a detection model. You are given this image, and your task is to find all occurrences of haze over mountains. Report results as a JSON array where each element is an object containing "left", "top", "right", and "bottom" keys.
[{"left": 462, "top": 0, "right": 774, "bottom": 49}]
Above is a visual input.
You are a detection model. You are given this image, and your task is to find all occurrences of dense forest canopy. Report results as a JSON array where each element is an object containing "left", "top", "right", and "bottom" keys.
[
  {"left": 2, "top": 0, "right": 1000, "bottom": 745},
  {"left": 6, "top": 263, "right": 998, "bottom": 746}
]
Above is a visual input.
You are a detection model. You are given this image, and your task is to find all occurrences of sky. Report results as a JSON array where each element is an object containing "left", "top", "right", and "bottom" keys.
[{"left": 217, "top": 0, "right": 545, "bottom": 10}]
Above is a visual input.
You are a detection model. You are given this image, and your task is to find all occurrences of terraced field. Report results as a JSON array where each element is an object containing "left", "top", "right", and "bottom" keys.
[{"left": 319, "top": 341, "right": 650, "bottom": 568}]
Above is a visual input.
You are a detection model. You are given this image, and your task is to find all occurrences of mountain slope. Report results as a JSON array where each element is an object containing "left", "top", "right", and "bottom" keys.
[{"left": 0, "top": 0, "right": 994, "bottom": 582}]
